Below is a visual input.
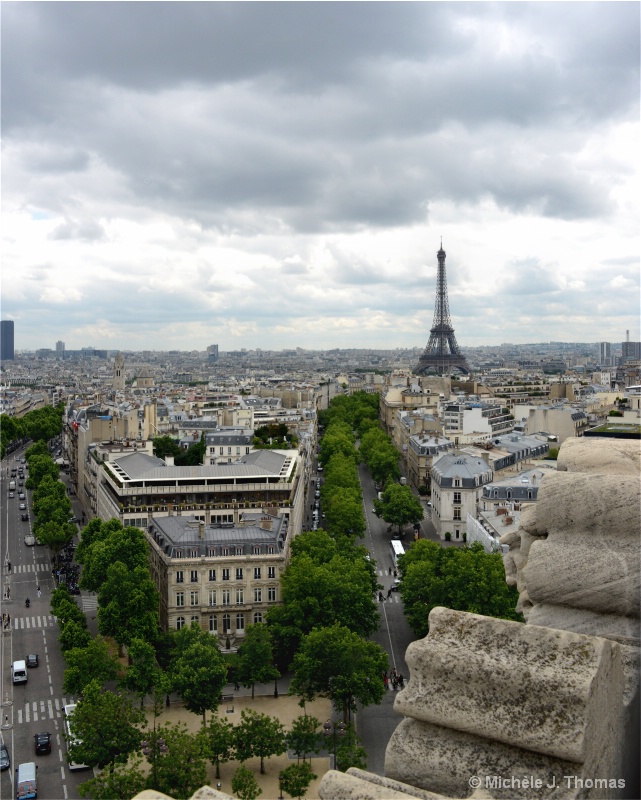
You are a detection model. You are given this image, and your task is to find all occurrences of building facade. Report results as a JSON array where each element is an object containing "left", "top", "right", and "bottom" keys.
[
  {"left": 147, "top": 512, "right": 288, "bottom": 642},
  {"left": 430, "top": 454, "right": 493, "bottom": 541}
]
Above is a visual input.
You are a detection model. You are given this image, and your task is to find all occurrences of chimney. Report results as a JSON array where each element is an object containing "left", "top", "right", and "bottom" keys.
[
  {"left": 198, "top": 521, "right": 205, "bottom": 539},
  {"left": 261, "top": 516, "right": 273, "bottom": 531},
  {"left": 165, "top": 455, "right": 174, "bottom": 466}
]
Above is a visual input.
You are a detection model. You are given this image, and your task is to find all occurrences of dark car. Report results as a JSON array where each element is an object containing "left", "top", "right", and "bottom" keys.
[
  {"left": 34, "top": 732, "right": 52, "bottom": 755},
  {"left": 26, "top": 654, "right": 39, "bottom": 668},
  {"left": 68, "top": 516, "right": 79, "bottom": 524},
  {"left": 0, "top": 742, "right": 9, "bottom": 770},
  {"left": 21, "top": 512, "right": 29, "bottom": 522}
]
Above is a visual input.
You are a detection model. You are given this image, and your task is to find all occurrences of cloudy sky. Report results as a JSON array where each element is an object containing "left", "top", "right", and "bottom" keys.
[{"left": 2, "top": 2, "right": 639, "bottom": 353}]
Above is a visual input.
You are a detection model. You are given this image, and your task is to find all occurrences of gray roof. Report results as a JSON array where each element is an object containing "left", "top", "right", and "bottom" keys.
[
  {"left": 432, "top": 453, "right": 493, "bottom": 479},
  {"left": 151, "top": 514, "right": 285, "bottom": 548},
  {"left": 112, "top": 448, "right": 291, "bottom": 481}
]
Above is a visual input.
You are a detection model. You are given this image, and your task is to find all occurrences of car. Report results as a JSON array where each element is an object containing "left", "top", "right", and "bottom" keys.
[
  {"left": 68, "top": 516, "right": 79, "bottom": 524},
  {"left": 26, "top": 654, "right": 39, "bottom": 668},
  {"left": 24, "top": 535, "right": 36, "bottom": 546},
  {"left": 8, "top": 492, "right": 14, "bottom": 499},
  {"left": 21, "top": 512, "right": 29, "bottom": 521},
  {"left": 19, "top": 503, "right": 26, "bottom": 510},
  {"left": 391, "top": 581, "right": 402, "bottom": 592},
  {"left": 34, "top": 732, "right": 52, "bottom": 755},
  {"left": 19, "top": 493, "right": 25, "bottom": 500},
  {"left": 0, "top": 742, "right": 9, "bottom": 771}
]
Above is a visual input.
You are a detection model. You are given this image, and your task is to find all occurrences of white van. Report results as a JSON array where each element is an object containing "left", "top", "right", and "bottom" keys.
[
  {"left": 16, "top": 761, "right": 37, "bottom": 799},
  {"left": 11, "top": 660, "right": 27, "bottom": 685}
]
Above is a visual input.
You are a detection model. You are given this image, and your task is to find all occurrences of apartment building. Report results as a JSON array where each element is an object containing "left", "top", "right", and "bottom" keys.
[
  {"left": 95, "top": 448, "right": 305, "bottom": 541},
  {"left": 442, "top": 401, "right": 515, "bottom": 446},
  {"left": 430, "top": 454, "right": 493, "bottom": 541},
  {"left": 406, "top": 433, "right": 454, "bottom": 493},
  {"left": 147, "top": 511, "right": 288, "bottom": 641},
  {"left": 513, "top": 404, "right": 589, "bottom": 445}
]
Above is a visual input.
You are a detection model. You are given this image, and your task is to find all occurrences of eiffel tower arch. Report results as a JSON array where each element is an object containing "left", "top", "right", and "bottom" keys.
[{"left": 415, "top": 244, "right": 470, "bottom": 376}]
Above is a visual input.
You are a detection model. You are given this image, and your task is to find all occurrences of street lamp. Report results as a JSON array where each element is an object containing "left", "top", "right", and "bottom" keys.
[
  {"left": 141, "top": 734, "right": 168, "bottom": 790},
  {"left": 323, "top": 719, "right": 346, "bottom": 770}
]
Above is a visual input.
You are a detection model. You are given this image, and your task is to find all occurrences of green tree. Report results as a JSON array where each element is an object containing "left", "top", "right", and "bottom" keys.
[
  {"left": 119, "top": 638, "right": 168, "bottom": 707},
  {"left": 66, "top": 681, "right": 145, "bottom": 771},
  {"left": 25, "top": 440, "right": 49, "bottom": 460},
  {"left": 80, "top": 524, "right": 150, "bottom": 593},
  {"left": 200, "top": 714, "right": 235, "bottom": 779},
  {"left": 399, "top": 540, "right": 522, "bottom": 638},
  {"left": 59, "top": 620, "right": 92, "bottom": 653},
  {"left": 322, "top": 487, "right": 365, "bottom": 540},
  {"left": 151, "top": 436, "right": 182, "bottom": 460},
  {"left": 150, "top": 721, "right": 209, "bottom": 800},
  {"left": 236, "top": 624, "right": 280, "bottom": 699},
  {"left": 233, "top": 708, "right": 287, "bottom": 774},
  {"left": 63, "top": 636, "right": 120, "bottom": 696},
  {"left": 25, "top": 453, "right": 59, "bottom": 490},
  {"left": 79, "top": 753, "right": 147, "bottom": 800},
  {"left": 286, "top": 715, "right": 323, "bottom": 764},
  {"left": 170, "top": 633, "right": 228, "bottom": 726},
  {"left": 279, "top": 762, "right": 317, "bottom": 800},
  {"left": 377, "top": 484, "right": 423, "bottom": 534},
  {"left": 97, "top": 563, "right": 160, "bottom": 650},
  {"left": 267, "top": 552, "right": 379, "bottom": 669},
  {"left": 231, "top": 764, "right": 262, "bottom": 800},
  {"left": 290, "top": 624, "right": 388, "bottom": 722},
  {"left": 335, "top": 724, "right": 367, "bottom": 772}
]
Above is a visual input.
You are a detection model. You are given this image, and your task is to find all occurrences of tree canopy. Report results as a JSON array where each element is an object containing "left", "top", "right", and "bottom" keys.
[
  {"left": 376, "top": 483, "right": 424, "bottom": 534},
  {"left": 398, "top": 540, "right": 523, "bottom": 637}
]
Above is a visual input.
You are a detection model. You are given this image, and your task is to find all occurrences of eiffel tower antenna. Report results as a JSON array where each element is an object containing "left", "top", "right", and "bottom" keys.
[{"left": 415, "top": 243, "right": 470, "bottom": 375}]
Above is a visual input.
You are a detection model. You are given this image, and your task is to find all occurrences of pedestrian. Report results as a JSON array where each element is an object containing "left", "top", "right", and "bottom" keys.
[
  {"left": 384, "top": 675, "right": 389, "bottom": 689},
  {"left": 388, "top": 566, "right": 392, "bottom": 575},
  {"left": 6, "top": 614, "right": 10, "bottom": 628},
  {"left": 234, "top": 681, "right": 240, "bottom": 691},
  {"left": 387, "top": 588, "right": 392, "bottom": 599},
  {"left": 398, "top": 674, "right": 405, "bottom": 689},
  {"left": 5, "top": 587, "right": 9, "bottom": 600},
  {"left": 392, "top": 676, "right": 398, "bottom": 691},
  {"left": 37, "top": 586, "right": 41, "bottom": 598},
  {"left": 393, "top": 569, "right": 398, "bottom": 578},
  {"left": 7, "top": 561, "right": 10, "bottom": 573}
]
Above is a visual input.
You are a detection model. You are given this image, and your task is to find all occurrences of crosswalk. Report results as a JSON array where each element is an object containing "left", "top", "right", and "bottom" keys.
[
  {"left": 11, "top": 615, "right": 57, "bottom": 630},
  {"left": 9, "top": 562, "right": 51, "bottom": 574},
  {"left": 16, "top": 696, "right": 73, "bottom": 726},
  {"left": 81, "top": 596, "right": 97, "bottom": 611}
]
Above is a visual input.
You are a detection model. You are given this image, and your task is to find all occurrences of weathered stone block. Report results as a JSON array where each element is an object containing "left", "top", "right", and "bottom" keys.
[
  {"left": 557, "top": 437, "right": 641, "bottom": 476},
  {"left": 394, "top": 608, "right": 624, "bottom": 764},
  {"left": 386, "top": 718, "right": 583, "bottom": 799}
]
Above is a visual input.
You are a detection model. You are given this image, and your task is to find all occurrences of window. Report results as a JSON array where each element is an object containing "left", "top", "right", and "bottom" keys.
[
  {"left": 236, "top": 447, "right": 240, "bottom": 455},
  {"left": 208, "top": 590, "right": 217, "bottom": 607},
  {"left": 236, "top": 613, "right": 245, "bottom": 631},
  {"left": 236, "top": 568, "right": 243, "bottom": 580},
  {"left": 222, "top": 569, "right": 230, "bottom": 581},
  {"left": 254, "top": 588, "right": 262, "bottom": 603},
  {"left": 219, "top": 447, "right": 224, "bottom": 455},
  {"left": 190, "top": 549, "right": 198, "bottom": 558},
  {"left": 268, "top": 546, "right": 275, "bottom": 554},
  {"left": 190, "top": 570, "right": 199, "bottom": 583},
  {"left": 253, "top": 612, "right": 263, "bottom": 624},
  {"left": 454, "top": 479, "right": 461, "bottom": 487},
  {"left": 254, "top": 567, "right": 261, "bottom": 580},
  {"left": 222, "top": 548, "right": 229, "bottom": 557},
  {"left": 236, "top": 589, "right": 244, "bottom": 605},
  {"left": 191, "top": 615, "right": 199, "bottom": 624},
  {"left": 453, "top": 508, "right": 461, "bottom": 521},
  {"left": 222, "top": 589, "right": 230, "bottom": 606},
  {"left": 235, "top": 547, "right": 243, "bottom": 556},
  {"left": 176, "top": 571, "right": 184, "bottom": 584},
  {"left": 268, "top": 567, "right": 276, "bottom": 579},
  {"left": 246, "top": 447, "right": 250, "bottom": 455},
  {"left": 209, "top": 569, "right": 216, "bottom": 582},
  {"left": 253, "top": 546, "right": 261, "bottom": 555},
  {"left": 453, "top": 492, "right": 461, "bottom": 504},
  {"left": 228, "top": 447, "right": 232, "bottom": 455},
  {"left": 268, "top": 586, "right": 277, "bottom": 602},
  {"left": 222, "top": 614, "right": 231, "bottom": 633},
  {"left": 176, "top": 592, "right": 185, "bottom": 607},
  {"left": 176, "top": 616, "right": 185, "bottom": 630},
  {"left": 209, "top": 615, "right": 217, "bottom": 633},
  {"left": 190, "top": 591, "right": 199, "bottom": 607},
  {"left": 208, "top": 548, "right": 216, "bottom": 557}
]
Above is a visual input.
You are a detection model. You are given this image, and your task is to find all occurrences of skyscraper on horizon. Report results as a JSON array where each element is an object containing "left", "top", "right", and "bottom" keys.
[
  {"left": 415, "top": 244, "right": 470, "bottom": 375},
  {"left": 1, "top": 320, "right": 15, "bottom": 362}
]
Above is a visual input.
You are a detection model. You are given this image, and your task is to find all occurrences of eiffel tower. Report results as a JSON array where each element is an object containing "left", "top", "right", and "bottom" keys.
[{"left": 415, "top": 242, "right": 470, "bottom": 375}]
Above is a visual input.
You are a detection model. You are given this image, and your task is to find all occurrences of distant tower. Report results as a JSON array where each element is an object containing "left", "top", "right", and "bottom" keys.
[
  {"left": 113, "top": 352, "right": 126, "bottom": 391},
  {"left": 56, "top": 340, "right": 65, "bottom": 359},
  {"left": 0, "top": 320, "right": 15, "bottom": 362},
  {"left": 415, "top": 243, "right": 470, "bottom": 375}
]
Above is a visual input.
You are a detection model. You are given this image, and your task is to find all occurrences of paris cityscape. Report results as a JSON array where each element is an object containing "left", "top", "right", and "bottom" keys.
[{"left": 1, "top": 3, "right": 639, "bottom": 800}]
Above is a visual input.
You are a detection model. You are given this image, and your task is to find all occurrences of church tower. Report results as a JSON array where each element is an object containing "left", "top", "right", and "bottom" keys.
[{"left": 113, "top": 352, "right": 126, "bottom": 391}]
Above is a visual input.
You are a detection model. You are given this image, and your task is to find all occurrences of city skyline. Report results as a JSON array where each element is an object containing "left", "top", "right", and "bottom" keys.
[{"left": 2, "top": 3, "right": 639, "bottom": 352}]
